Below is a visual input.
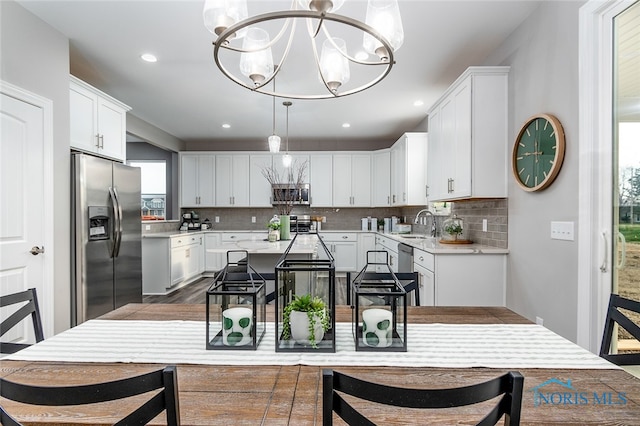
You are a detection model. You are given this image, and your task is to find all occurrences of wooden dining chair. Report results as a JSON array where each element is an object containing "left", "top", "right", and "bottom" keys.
[
  {"left": 0, "top": 365, "right": 180, "bottom": 426},
  {"left": 0, "top": 288, "right": 45, "bottom": 354},
  {"left": 322, "top": 369, "right": 524, "bottom": 426},
  {"left": 599, "top": 293, "right": 640, "bottom": 366}
]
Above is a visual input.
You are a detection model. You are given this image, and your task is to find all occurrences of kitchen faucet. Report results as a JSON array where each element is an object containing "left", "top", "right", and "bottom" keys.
[{"left": 414, "top": 209, "right": 437, "bottom": 237}]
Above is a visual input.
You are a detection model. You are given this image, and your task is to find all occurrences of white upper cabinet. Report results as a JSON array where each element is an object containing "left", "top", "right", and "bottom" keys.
[
  {"left": 309, "top": 154, "right": 333, "bottom": 207},
  {"left": 215, "top": 154, "right": 249, "bottom": 207},
  {"left": 390, "top": 132, "right": 428, "bottom": 206},
  {"left": 427, "top": 66, "right": 509, "bottom": 201},
  {"left": 180, "top": 153, "right": 215, "bottom": 207},
  {"left": 372, "top": 150, "right": 391, "bottom": 207},
  {"left": 333, "top": 154, "right": 371, "bottom": 207},
  {"left": 249, "top": 154, "right": 273, "bottom": 207},
  {"left": 272, "top": 153, "right": 310, "bottom": 183},
  {"left": 70, "top": 76, "right": 130, "bottom": 162}
]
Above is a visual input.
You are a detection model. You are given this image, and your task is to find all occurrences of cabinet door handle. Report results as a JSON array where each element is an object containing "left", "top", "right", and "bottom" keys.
[
  {"left": 99, "top": 134, "right": 104, "bottom": 148},
  {"left": 342, "top": 235, "right": 348, "bottom": 239},
  {"left": 419, "top": 256, "right": 424, "bottom": 261},
  {"left": 425, "top": 185, "right": 429, "bottom": 198},
  {"left": 403, "top": 192, "right": 406, "bottom": 202},
  {"left": 95, "top": 134, "right": 101, "bottom": 148},
  {"left": 387, "top": 196, "right": 390, "bottom": 205}
]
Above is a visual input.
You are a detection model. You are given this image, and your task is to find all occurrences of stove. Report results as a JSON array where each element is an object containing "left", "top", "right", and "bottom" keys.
[{"left": 290, "top": 215, "right": 311, "bottom": 233}]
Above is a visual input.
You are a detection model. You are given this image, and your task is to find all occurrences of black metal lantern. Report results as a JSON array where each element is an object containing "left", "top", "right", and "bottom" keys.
[
  {"left": 206, "top": 251, "right": 266, "bottom": 350},
  {"left": 275, "top": 233, "right": 336, "bottom": 352},
  {"left": 351, "top": 251, "right": 407, "bottom": 352}
]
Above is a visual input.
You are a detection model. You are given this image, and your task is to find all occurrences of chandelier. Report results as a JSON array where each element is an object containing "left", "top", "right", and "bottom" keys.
[{"left": 203, "top": 0, "right": 404, "bottom": 99}]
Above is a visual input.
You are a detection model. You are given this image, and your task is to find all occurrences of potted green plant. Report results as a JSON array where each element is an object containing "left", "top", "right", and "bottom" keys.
[
  {"left": 443, "top": 215, "right": 464, "bottom": 241},
  {"left": 282, "top": 294, "right": 330, "bottom": 348},
  {"left": 267, "top": 221, "right": 280, "bottom": 242}
]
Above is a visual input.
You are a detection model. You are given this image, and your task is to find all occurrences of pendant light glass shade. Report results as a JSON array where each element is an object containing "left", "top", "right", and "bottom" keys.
[
  {"left": 203, "top": 0, "right": 248, "bottom": 39},
  {"left": 363, "top": 0, "right": 404, "bottom": 60},
  {"left": 282, "top": 153, "right": 292, "bottom": 168},
  {"left": 268, "top": 135, "right": 281, "bottom": 153},
  {"left": 297, "top": 0, "right": 345, "bottom": 13},
  {"left": 240, "top": 27, "right": 274, "bottom": 86},
  {"left": 320, "top": 38, "right": 350, "bottom": 93}
]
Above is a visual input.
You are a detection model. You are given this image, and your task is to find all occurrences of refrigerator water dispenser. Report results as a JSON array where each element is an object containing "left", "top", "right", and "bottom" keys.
[{"left": 88, "top": 206, "right": 110, "bottom": 241}]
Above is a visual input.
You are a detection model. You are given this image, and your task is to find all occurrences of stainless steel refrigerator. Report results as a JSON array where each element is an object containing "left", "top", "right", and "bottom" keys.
[{"left": 71, "top": 153, "right": 142, "bottom": 325}]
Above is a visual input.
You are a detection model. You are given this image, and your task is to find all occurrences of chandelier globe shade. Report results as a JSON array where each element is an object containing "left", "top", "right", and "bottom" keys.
[
  {"left": 206, "top": 0, "right": 402, "bottom": 99},
  {"left": 239, "top": 27, "right": 274, "bottom": 85},
  {"left": 363, "top": 0, "right": 404, "bottom": 60},
  {"left": 320, "top": 38, "right": 350, "bottom": 93},
  {"left": 203, "top": 0, "right": 248, "bottom": 39}
]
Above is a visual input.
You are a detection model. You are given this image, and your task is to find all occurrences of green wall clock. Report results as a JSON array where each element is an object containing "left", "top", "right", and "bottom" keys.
[{"left": 512, "top": 113, "right": 566, "bottom": 192}]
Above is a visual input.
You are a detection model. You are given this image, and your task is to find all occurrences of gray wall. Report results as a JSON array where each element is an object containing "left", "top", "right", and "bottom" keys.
[
  {"left": 1, "top": 1, "right": 71, "bottom": 334},
  {"left": 484, "top": 0, "right": 585, "bottom": 341}
]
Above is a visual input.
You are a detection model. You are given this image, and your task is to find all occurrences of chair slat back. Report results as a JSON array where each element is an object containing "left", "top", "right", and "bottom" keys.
[
  {"left": 323, "top": 369, "right": 523, "bottom": 426},
  {"left": 600, "top": 293, "right": 640, "bottom": 366},
  {"left": 0, "top": 288, "right": 44, "bottom": 354},
  {"left": 0, "top": 366, "right": 180, "bottom": 426}
]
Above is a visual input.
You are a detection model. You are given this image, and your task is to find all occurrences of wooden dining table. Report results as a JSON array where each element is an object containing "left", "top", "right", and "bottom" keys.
[{"left": 2, "top": 303, "right": 640, "bottom": 425}]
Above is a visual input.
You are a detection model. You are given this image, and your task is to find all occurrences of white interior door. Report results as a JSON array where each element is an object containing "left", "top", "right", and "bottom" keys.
[{"left": 0, "top": 82, "right": 53, "bottom": 341}]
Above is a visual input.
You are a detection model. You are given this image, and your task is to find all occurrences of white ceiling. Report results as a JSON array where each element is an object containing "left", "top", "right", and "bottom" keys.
[{"left": 18, "top": 0, "right": 542, "bottom": 147}]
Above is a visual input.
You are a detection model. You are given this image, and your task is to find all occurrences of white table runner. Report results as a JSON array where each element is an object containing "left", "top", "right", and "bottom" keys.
[{"left": 6, "top": 320, "right": 618, "bottom": 369}]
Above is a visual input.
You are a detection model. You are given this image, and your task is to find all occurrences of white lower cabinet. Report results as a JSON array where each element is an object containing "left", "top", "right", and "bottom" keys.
[
  {"left": 357, "top": 232, "right": 376, "bottom": 271},
  {"left": 375, "top": 234, "right": 398, "bottom": 272},
  {"left": 204, "top": 233, "right": 223, "bottom": 272},
  {"left": 413, "top": 248, "right": 435, "bottom": 306},
  {"left": 434, "top": 254, "right": 505, "bottom": 306},
  {"left": 142, "top": 234, "right": 204, "bottom": 295},
  {"left": 319, "top": 233, "right": 358, "bottom": 272}
]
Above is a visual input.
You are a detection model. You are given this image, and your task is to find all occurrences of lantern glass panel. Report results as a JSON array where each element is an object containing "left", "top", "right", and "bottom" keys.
[
  {"left": 206, "top": 252, "right": 266, "bottom": 350},
  {"left": 275, "top": 234, "right": 336, "bottom": 352},
  {"left": 351, "top": 251, "right": 407, "bottom": 351}
]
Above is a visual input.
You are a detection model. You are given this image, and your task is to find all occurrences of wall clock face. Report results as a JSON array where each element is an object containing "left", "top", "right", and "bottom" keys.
[{"left": 512, "top": 114, "right": 565, "bottom": 192}]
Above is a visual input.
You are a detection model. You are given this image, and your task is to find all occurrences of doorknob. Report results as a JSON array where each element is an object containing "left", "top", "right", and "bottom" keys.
[{"left": 30, "top": 246, "right": 44, "bottom": 255}]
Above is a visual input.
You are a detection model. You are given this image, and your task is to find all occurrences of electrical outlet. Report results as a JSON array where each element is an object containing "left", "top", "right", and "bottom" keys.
[
  {"left": 251, "top": 216, "right": 256, "bottom": 223},
  {"left": 536, "top": 316, "right": 544, "bottom": 326},
  {"left": 551, "top": 221, "right": 574, "bottom": 241},
  {"left": 145, "top": 225, "right": 151, "bottom": 231},
  {"left": 215, "top": 216, "right": 220, "bottom": 223},
  {"left": 482, "top": 219, "right": 488, "bottom": 232}
]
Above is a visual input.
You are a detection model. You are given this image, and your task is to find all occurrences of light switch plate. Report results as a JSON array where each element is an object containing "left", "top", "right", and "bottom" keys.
[{"left": 551, "top": 221, "right": 574, "bottom": 241}]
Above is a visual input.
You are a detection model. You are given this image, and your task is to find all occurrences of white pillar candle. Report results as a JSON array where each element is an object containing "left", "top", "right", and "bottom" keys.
[
  {"left": 362, "top": 308, "right": 393, "bottom": 348},
  {"left": 222, "top": 307, "right": 253, "bottom": 346}
]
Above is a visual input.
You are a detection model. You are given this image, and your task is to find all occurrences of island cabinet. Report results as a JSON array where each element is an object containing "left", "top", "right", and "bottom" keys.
[
  {"left": 390, "top": 132, "right": 428, "bottom": 206},
  {"left": 142, "top": 234, "right": 204, "bottom": 295},
  {"left": 70, "top": 76, "right": 130, "bottom": 162},
  {"left": 204, "top": 233, "right": 223, "bottom": 272},
  {"left": 332, "top": 154, "right": 371, "bottom": 207},
  {"left": 180, "top": 153, "right": 215, "bottom": 207},
  {"left": 427, "top": 66, "right": 509, "bottom": 202},
  {"left": 434, "top": 253, "right": 505, "bottom": 306},
  {"left": 309, "top": 154, "right": 333, "bottom": 207},
  {"left": 215, "top": 154, "right": 249, "bottom": 207},
  {"left": 319, "top": 233, "right": 358, "bottom": 272},
  {"left": 372, "top": 150, "right": 391, "bottom": 207}
]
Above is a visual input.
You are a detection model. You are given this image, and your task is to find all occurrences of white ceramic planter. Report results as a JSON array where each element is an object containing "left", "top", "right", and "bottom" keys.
[{"left": 289, "top": 310, "right": 324, "bottom": 346}]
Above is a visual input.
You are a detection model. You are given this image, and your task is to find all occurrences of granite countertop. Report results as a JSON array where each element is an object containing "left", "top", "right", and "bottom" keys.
[{"left": 206, "top": 234, "right": 319, "bottom": 254}]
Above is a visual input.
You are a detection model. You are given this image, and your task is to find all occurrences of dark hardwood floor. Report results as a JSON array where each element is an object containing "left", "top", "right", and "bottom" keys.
[{"left": 143, "top": 276, "right": 350, "bottom": 304}]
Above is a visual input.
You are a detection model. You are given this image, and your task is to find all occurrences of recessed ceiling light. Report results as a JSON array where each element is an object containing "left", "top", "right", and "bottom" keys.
[
  {"left": 342, "top": 123, "right": 351, "bottom": 128},
  {"left": 413, "top": 100, "right": 424, "bottom": 107},
  {"left": 222, "top": 123, "right": 231, "bottom": 129},
  {"left": 140, "top": 53, "right": 157, "bottom": 63}
]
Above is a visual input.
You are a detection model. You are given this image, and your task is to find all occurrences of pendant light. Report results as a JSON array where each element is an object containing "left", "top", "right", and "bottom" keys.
[
  {"left": 268, "top": 77, "right": 281, "bottom": 153},
  {"left": 282, "top": 101, "right": 292, "bottom": 168}
]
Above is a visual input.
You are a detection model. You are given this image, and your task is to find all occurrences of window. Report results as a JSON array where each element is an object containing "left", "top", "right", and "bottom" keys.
[{"left": 129, "top": 160, "right": 166, "bottom": 220}]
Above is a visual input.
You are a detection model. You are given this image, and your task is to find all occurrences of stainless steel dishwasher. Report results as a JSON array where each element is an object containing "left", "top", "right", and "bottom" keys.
[{"left": 398, "top": 243, "right": 414, "bottom": 272}]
